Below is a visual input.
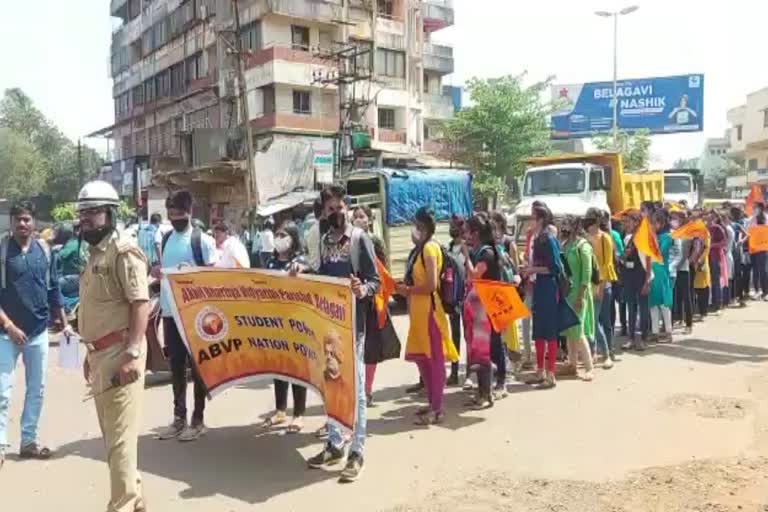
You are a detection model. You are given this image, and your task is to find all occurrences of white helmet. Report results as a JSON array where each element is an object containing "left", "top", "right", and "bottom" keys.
[{"left": 76, "top": 180, "right": 120, "bottom": 211}]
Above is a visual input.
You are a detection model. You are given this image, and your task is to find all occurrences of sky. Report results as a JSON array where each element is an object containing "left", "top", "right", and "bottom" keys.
[{"left": 1, "top": 0, "right": 767, "bottom": 166}]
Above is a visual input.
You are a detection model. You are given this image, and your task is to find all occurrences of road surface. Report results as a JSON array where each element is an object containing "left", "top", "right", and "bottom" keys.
[{"left": 3, "top": 305, "right": 768, "bottom": 511}]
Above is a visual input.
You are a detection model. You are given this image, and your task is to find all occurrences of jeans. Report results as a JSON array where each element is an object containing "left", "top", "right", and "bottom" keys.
[
  {"left": 0, "top": 330, "right": 49, "bottom": 448},
  {"left": 593, "top": 284, "right": 614, "bottom": 357},
  {"left": 164, "top": 318, "right": 207, "bottom": 423},
  {"left": 328, "top": 330, "right": 366, "bottom": 455},
  {"left": 625, "top": 288, "right": 649, "bottom": 342},
  {"left": 674, "top": 270, "right": 693, "bottom": 327},
  {"left": 710, "top": 258, "right": 722, "bottom": 311},
  {"left": 753, "top": 252, "right": 768, "bottom": 296}
]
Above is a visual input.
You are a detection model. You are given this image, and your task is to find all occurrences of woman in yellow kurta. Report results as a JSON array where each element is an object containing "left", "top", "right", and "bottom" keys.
[
  {"left": 692, "top": 228, "right": 711, "bottom": 318},
  {"left": 397, "top": 207, "right": 458, "bottom": 425}
]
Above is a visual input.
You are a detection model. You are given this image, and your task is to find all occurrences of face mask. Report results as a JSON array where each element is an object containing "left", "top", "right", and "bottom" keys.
[
  {"left": 353, "top": 218, "right": 368, "bottom": 230},
  {"left": 171, "top": 218, "right": 190, "bottom": 232},
  {"left": 82, "top": 226, "right": 112, "bottom": 246},
  {"left": 319, "top": 218, "right": 330, "bottom": 234},
  {"left": 411, "top": 227, "right": 423, "bottom": 245},
  {"left": 449, "top": 228, "right": 461, "bottom": 239},
  {"left": 274, "top": 237, "right": 292, "bottom": 254}
]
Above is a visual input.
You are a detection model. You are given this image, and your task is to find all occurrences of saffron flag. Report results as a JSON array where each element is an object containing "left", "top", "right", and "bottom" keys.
[
  {"left": 671, "top": 219, "right": 710, "bottom": 241},
  {"left": 374, "top": 257, "right": 395, "bottom": 329},
  {"left": 633, "top": 216, "right": 663, "bottom": 264},
  {"left": 473, "top": 279, "right": 529, "bottom": 333},
  {"left": 748, "top": 225, "right": 768, "bottom": 254},
  {"left": 746, "top": 185, "right": 763, "bottom": 216}
]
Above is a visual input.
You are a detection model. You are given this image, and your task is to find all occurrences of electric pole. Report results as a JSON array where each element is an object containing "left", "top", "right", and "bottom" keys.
[
  {"left": 232, "top": 0, "right": 258, "bottom": 208},
  {"left": 77, "top": 138, "right": 84, "bottom": 191}
]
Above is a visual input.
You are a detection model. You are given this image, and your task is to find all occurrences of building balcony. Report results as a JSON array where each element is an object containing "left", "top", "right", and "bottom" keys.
[
  {"left": 377, "top": 128, "right": 407, "bottom": 144},
  {"left": 748, "top": 170, "right": 768, "bottom": 185},
  {"left": 423, "top": 0, "right": 455, "bottom": 32},
  {"left": 423, "top": 43, "right": 454, "bottom": 74},
  {"left": 251, "top": 111, "right": 338, "bottom": 134},
  {"left": 247, "top": 0, "right": 343, "bottom": 24},
  {"left": 423, "top": 94, "right": 454, "bottom": 119},
  {"left": 111, "top": 0, "right": 128, "bottom": 17}
]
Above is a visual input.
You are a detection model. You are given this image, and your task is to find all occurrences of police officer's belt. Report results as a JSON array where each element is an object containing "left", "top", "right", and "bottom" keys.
[{"left": 86, "top": 329, "right": 128, "bottom": 353}]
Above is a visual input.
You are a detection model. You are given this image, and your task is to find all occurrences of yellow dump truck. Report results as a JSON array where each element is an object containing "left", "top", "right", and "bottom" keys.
[{"left": 511, "top": 152, "right": 663, "bottom": 245}]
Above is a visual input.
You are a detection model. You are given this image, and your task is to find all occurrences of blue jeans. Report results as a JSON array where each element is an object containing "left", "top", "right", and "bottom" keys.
[
  {"left": 592, "top": 284, "right": 614, "bottom": 357},
  {"left": 0, "top": 331, "right": 49, "bottom": 448},
  {"left": 328, "top": 330, "right": 366, "bottom": 455}
]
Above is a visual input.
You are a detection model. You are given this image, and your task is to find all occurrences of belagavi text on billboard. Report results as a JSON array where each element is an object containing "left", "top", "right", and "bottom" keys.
[{"left": 550, "top": 74, "right": 704, "bottom": 139}]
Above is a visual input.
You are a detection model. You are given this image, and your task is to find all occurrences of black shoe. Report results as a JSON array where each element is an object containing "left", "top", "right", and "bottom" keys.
[
  {"left": 366, "top": 393, "right": 375, "bottom": 407},
  {"left": 339, "top": 452, "right": 364, "bottom": 482},
  {"left": 307, "top": 443, "right": 345, "bottom": 469},
  {"left": 446, "top": 373, "right": 459, "bottom": 386},
  {"left": 405, "top": 382, "right": 424, "bottom": 394}
]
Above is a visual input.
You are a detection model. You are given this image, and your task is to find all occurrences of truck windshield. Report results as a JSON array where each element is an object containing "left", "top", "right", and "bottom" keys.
[
  {"left": 523, "top": 168, "right": 585, "bottom": 196},
  {"left": 665, "top": 175, "right": 692, "bottom": 194}
]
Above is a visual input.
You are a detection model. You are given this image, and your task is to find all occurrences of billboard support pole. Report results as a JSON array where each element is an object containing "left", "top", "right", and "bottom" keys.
[{"left": 612, "top": 13, "right": 618, "bottom": 149}]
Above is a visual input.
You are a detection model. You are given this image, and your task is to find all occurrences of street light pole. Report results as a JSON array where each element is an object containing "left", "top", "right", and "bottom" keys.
[{"left": 595, "top": 5, "right": 639, "bottom": 150}]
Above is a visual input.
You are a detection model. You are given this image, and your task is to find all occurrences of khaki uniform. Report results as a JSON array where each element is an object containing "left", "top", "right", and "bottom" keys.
[{"left": 81, "top": 232, "right": 149, "bottom": 512}]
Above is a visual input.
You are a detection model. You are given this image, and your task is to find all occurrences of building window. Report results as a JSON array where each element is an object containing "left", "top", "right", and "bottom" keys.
[
  {"left": 376, "top": 49, "right": 405, "bottom": 78},
  {"left": 170, "top": 62, "right": 185, "bottom": 96},
  {"left": 764, "top": 110, "right": 768, "bottom": 128},
  {"left": 291, "top": 25, "right": 310, "bottom": 51},
  {"left": 156, "top": 69, "right": 171, "bottom": 99},
  {"left": 240, "top": 21, "right": 262, "bottom": 51},
  {"left": 145, "top": 78, "right": 156, "bottom": 103},
  {"left": 378, "top": 108, "right": 396, "bottom": 129},
  {"left": 424, "top": 73, "right": 430, "bottom": 93},
  {"left": 142, "top": 29, "right": 154, "bottom": 56},
  {"left": 186, "top": 53, "right": 205, "bottom": 83},
  {"left": 293, "top": 90, "right": 311, "bottom": 114},
  {"left": 378, "top": 0, "right": 394, "bottom": 17},
  {"left": 737, "top": 125, "right": 743, "bottom": 141},
  {"left": 262, "top": 86, "right": 275, "bottom": 114},
  {"left": 128, "top": 0, "right": 141, "bottom": 20},
  {"left": 749, "top": 159, "right": 759, "bottom": 171},
  {"left": 423, "top": 124, "right": 430, "bottom": 140},
  {"left": 131, "top": 85, "right": 144, "bottom": 107}
]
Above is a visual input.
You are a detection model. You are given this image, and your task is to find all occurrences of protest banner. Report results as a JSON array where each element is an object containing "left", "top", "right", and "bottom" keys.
[
  {"left": 163, "top": 268, "right": 356, "bottom": 429},
  {"left": 748, "top": 225, "right": 768, "bottom": 254},
  {"left": 473, "top": 279, "right": 530, "bottom": 332}
]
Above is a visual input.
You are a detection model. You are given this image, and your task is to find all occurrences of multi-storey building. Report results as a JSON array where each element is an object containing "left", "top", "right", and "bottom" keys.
[
  {"left": 91, "top": 0, "right": 457, "bottom": 223},
  {"left": 727, "top": 86, "right": 768, "bottom": 172}
]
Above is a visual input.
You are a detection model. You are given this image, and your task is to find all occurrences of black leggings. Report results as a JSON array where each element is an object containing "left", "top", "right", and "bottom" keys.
[
  {"left": 695, "top": 288, "right": 710, "bottom": 317},
  {"left": 274, "top": 380, "right": 306, "bottom": 416},
  {"left": 490, "top": 330, "right": 505, "bottom": 386},
  {"left": 753, "top": 252, "right": 768, "bottom": 296},
  {"left": 449, "top": 312, "right": 462, "bottom": 375}
]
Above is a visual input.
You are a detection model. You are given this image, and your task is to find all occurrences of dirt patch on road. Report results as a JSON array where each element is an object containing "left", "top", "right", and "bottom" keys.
[
  {"left": 662, "top": 393, "right": 752, "bottom": 420},
  {"left": 383, "top": 457, "right": 768, "bottom": 512}
]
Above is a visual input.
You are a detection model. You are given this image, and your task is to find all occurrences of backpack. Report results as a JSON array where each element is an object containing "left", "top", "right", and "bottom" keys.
[
  {"left": 0, "top": 235, "right": 51, "bottom": 290},
  {"left": 496, "top": 240, "right": 517, "bottom": 284},
  {"left": 161, "top": 228, "right": 205, "bottom": 266},
  {"left": 405, "top": 241, "right": 465, "bottom": 315}
]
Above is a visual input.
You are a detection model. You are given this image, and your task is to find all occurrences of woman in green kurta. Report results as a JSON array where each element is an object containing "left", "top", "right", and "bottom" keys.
[
  {"left": 649, "top": 209, "right": 674, "bottom": 341},
  {"left": 560, "top": 217, "right": 595, "bottom": 381}
]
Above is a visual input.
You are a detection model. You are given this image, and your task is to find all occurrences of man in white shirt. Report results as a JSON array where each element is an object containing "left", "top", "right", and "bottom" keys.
[
  {"left": 212, "top": 222, "right": 250, "bottom": 269},
  {"left": 259, "top": 217, "right": 276, "bottom": 268}
]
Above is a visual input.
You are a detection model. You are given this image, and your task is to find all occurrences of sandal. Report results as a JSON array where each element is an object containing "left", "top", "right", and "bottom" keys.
[
  {"left": 314, "top": 424, "right": 329, "bottom": 439},
  {"left": 286, "top": 417, "right": 304, "bottom": 434},
  {"left": 19, "top": 442, "right": 53, "bottom": 460},
  {"left": 259, "top": 411, "right": 287, "bottom": 430},
  {"left": 414, "top": 411, "right": 444, "bottom": 426}
]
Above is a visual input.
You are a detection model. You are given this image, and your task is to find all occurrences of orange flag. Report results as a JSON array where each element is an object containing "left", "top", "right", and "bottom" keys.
[
  {"left": 748, "top": 225, "right": 768, "bottom": 254},
  {"left": 671, "top": 219, "right": 710, "bottom": 241},
  {"left": 374, "top": 257, "right": 395, "bottom": 328},
  {"left": 633, "top": 216, "right": 663, "bottom": 264},
  {"left": 473, "top": 279, "right": 529, "bottom": 333},
  {"left": 746, "top": 185, "right": 763, "bottom": 216}
]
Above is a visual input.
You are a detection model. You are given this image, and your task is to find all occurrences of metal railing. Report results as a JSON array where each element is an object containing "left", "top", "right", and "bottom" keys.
[{"left": 423, "top": 0, "right": 455, "bottom": 27}]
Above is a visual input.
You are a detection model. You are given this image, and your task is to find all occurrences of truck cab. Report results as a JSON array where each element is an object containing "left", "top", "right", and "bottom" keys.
[
  {"left": 512, "top": 161, "right": 610, "bottom": 246},
  {"left": 663, "top": 169, "right": 701, "bottom": 207}
]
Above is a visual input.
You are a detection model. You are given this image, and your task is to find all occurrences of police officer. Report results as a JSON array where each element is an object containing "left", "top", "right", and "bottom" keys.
[{"left": 78, "top": 181, "right": 150, "bottom": 512}]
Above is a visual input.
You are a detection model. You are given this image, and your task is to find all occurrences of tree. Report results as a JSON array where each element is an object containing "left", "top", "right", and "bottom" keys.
[
  {"left": 703, "top": 157, "right": 743, "bottom": 197},
  {"left": 0, "top": 127, "right": 47, "bottom": 199},
  {"left": 593, "top": 129, "right": 652, "bottom": 170},
  {"left": 673, "top": 157, "right": 699, "bottom": 169},
  {"left": 441, "top": 74, "right": 556, "bottom": 203},
  {"left": 0, "top": 88, "right": 102, "bottom": 203}
]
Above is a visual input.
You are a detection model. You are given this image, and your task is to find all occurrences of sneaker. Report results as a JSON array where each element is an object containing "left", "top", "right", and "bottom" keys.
[
  {"left": 366, "top": 393, "right": 375, "bottom": 408},
  {"left": 307, "top": 443, "right": 345, "bottom": 469},
  {"left": 156, "top": 417, "right": 187, "bottom": 440},
  {"left": 462, "top": 378, "right": 475, "bottom": 391},
  {"left": 493, "top": 383, "right": 508, "bottom": 400},
  {"left": 538, "top": 371, "right": 556, "bottom": 389},
  {"left": 178, "top": 420, "right": 207, "bottom": 442},
  {"left": 602, "top": 357, "right": 614, "bottom": 370},
  {"left": 405, "top": 382, "right": 424, "bottom": 394},
  {"left": 339, "top": 452, "right": 364, "bottom": 483}
]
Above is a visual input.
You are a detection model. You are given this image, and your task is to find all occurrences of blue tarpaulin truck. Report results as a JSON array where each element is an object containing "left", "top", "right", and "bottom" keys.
[{"left": 345, "top": 168, "right": 472, "bottom": 279}]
